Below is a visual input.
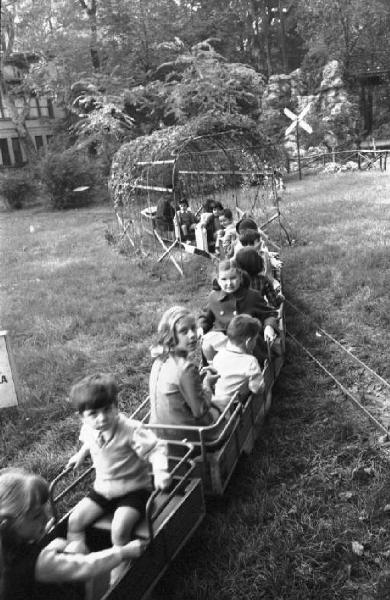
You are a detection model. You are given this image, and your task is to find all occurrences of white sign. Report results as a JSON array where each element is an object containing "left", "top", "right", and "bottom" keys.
[
  {"left": 0, "top": 331, "right": 19, "bottom": 408},
  {"left": 284, "top": 103, "right": 313, "bottom": 136}
]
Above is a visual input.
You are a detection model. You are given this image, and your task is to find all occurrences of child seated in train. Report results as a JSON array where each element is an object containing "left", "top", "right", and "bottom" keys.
[
  {"left": 175, "top": 198, "right": 199, "bottom": 242},
  {"left": 215, "top": 208, "right": 237, "bottom": 257},
  {"left": 234, "top": 219, "right": 283, "bottom": 278},
  {"left": 198, "top": 259, "right": 279, "bottom": 364},
  {"left": 212, "top": 314, "right": 264, "bottom": 411},
  {"left": 199, "top": 201, "right": 224, "bottom": 252},
  {"left": 235, "top": 247, "right": 284, "bottom": 308},
  {"left": 66, "top": 373, "right": 171, "bottom": 582},
  {"left": 0, "top": 468, "right": 147, "bottom": 600},
  {"left": 149, "top": 306, "right": 220, "bottom": 427}
]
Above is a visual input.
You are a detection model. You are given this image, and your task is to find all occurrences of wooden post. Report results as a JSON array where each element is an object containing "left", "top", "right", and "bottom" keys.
[
  {"left": 296, "top": 123, "right": 302, "bottom": 180},
  {"left": 153, "top": 230, "right": 184, "bottom": 276}
]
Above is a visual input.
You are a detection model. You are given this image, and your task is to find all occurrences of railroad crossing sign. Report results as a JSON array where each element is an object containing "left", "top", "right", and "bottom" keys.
[
  {"left": 284, "top": 103, "right": 313, "bottom": 180},
  {"left": 284, "top": 104, "right": 313, "bottom": 136}
]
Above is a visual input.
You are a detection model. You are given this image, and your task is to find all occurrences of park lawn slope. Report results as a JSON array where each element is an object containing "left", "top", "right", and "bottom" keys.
[{"left": 1, "top": 170, "right": 390, "bottom": 598}]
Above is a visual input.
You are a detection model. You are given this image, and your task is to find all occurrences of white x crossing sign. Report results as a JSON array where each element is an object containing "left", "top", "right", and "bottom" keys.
[{"left": 284, "top": 103, "right": 313, "bottom": 136}]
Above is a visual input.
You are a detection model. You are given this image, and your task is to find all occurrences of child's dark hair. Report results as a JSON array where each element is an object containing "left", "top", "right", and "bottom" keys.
[
  {"left": 202, "top": 199, "right": 215, "bottom": 212},
  {"left": 239, "top": 230, "right": 261, "bottom": 246},
  {"left": 179, "top": 198, "right": 189, "bottom": 207},
  {"left": 214, "top": 201, "right": 223, "bottom": 210},
  {"left": 236, "top": 217, "right": 258, "bottom": 233},
  {"left": 69, "top": 373, "right": 118, "bottom": 413},
  {"left": 235, "top": 247, "right": 264, "bottom": 276},
  {"left": 222, "top": 208, "right": 233, "bottom": 221},
  {"left": 226, "top": 314, "right": 262, "bottom": 346}
]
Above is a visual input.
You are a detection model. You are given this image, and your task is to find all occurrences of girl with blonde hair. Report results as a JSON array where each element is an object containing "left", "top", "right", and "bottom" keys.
[{"left": 149, "top": 306, "right": 220, "bottom": 427}]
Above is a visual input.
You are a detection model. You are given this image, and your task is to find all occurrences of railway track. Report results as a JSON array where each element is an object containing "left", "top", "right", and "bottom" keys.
[{"left": 285, "top": 299, "right": 390, "bottom": 440}]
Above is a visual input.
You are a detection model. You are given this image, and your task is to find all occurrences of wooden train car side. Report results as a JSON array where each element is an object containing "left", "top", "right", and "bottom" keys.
[{"left": 47, "top": 442, "right": 205, "bottom": 600}]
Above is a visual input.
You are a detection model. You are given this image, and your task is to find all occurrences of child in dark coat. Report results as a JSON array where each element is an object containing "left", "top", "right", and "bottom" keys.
[{"left": 198, "top": 258, "right": 279, "bottom": 364}]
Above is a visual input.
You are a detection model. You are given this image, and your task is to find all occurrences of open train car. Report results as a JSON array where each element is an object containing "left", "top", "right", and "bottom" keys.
[
  {"left": 46, "top": 441, "right": 205, "bottom": 600},
  {"left": 131, "top": 296, "right": 285, "bottom": 497},
  {"left": 132, "top": 345, "right": 284, "bottom": 497}
]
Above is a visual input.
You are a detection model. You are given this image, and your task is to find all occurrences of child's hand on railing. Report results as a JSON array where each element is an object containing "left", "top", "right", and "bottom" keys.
[
  {"left": 154, "top": 473, "right": 172, "bottom": 491},
  {"left": 264, "top": 325, "right": 277, "bottom": 343},
  {"left": 66, "top": 453, "right": 85, "bottom": 471}
]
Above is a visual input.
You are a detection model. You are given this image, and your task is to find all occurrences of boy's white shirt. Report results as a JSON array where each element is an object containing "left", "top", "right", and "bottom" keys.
[
  {"left": 79, "top": 414, "right": 170, "bottom": 497},
  {"left": 212, "top": 340, "right": 263, "bottom": 407}
]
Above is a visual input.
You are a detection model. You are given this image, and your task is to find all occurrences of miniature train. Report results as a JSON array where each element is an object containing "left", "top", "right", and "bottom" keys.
[{"left": 46, "top": 291, "right": 285, "bottom": 600}]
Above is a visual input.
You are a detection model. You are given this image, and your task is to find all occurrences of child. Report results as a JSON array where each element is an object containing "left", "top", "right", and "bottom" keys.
[
  {"left": 198, "top": 259, "right": 279, "bottom": 364},
  {"left": 235, "top": 247, "right": 284, "bottom": 308},
  {"left": 155, "top": 195, "right": 176, "bottom": 238},
  {"left": 212, "top": 314, "right": 264, "bottom": 411},
  {"left": 149, "top": 306, "right": 220, "bottom": 427},
  {"left": 175, "top": 198, "right": 198, "bottom": 242},
  {"left": 66, "top": 373, "right": 170, "bottom": 571},
  {"left": 234, "top": 219, "right": 283, "bottom": 279},
  {"left": 199, "top": 201, "right": 224, "bottom": 252},
  {"left": 215, "top": 208, "right": 237, "bottom": 257},
  {"left": 0, "top": 468, "right": 147, "bottom": 600}
]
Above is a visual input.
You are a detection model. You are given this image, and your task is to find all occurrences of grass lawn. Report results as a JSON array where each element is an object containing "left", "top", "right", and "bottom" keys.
[{"left": 2, "top": 170, "right": 390, "bottom": 598}]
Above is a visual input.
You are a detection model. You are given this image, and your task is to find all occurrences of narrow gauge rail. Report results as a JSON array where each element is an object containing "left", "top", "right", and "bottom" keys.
[
  {"left": 286, "top": 299, "right": 390, "bottom": 440},
  {"left": 43, "top": 281, "right": 286, "bottom": 600}
]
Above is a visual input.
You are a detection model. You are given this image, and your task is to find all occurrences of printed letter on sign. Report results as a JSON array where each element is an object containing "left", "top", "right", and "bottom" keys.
[{"left": 0, "top": 331, "right": 19, "bottom": 409}]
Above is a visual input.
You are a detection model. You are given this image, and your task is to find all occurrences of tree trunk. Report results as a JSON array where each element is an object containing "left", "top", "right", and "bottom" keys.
[
  {"left": 279, "top": 0, "right": 288, "bottom": 72},
  {"left": 78, "top": 0, "right": 101, "bottom": 71}
]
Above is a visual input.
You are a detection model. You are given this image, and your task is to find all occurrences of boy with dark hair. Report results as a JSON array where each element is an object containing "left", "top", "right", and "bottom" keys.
[
  {"left": 66, "top": 373, "right": 170, "bottom": 581},
  {"left": 176, "top": 198, "right": 198, "bottom": 241},
  {"left": 211, "top": 314, "right": 264, "bottom": 410}
]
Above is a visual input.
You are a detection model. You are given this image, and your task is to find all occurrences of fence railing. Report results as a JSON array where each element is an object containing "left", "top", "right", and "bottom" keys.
[{"left": 286, "top": 149, "right": 389, "bottom": 174}]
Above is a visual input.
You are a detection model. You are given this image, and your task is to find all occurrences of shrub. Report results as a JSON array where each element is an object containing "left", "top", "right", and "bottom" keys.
[
  {"left": 39, "top": 150, "right": 98, "bottom": 209},
  {"left": 0, "top": 170, "right": 37, "bottom": 209}
]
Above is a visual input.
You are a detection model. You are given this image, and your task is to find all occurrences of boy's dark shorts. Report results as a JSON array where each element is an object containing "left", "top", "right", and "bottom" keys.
[{"left": 88, "top": 488, "right": 150, "bottom": 517}]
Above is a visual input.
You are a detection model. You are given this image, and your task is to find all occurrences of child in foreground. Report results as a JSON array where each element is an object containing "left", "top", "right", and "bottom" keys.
[
  {"left": 212, "top": 314, "right": 264, "bottom": 411},
  {"left": 0, "top": 468, "right": 146, "bottom": 600},
  {"left": 198, "top": 258, "right": 279, "bottom": 364},
  {"left": 149, "top": 306, "right": 220, "bottom": 427},
  {"left": 66, "top": 373, "right": 170, "bottom": 582}
]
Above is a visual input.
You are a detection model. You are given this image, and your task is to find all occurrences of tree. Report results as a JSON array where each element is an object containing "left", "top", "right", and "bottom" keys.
[
  {"left": 296, "top": 0, "right": 390, "bottom": 75},
  {"left": 0, "top": 3, "right": 39, "bottom": 163},
  {"left": 123, "top": 40, "right": 265, "bottom": 132}
]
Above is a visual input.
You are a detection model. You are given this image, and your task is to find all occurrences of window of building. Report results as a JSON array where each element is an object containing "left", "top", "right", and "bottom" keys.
[
  {"left": 11, "top": 137, "right": 24, "bottom": 165},
  {"left": 0, "top": 95, "right": 11, "bottom": 119},
  {"left": 46, "top": 134, "right": 53, "bottom": 147},
  {"left": 47, "top": 98, "right": 54, "bottom": 118},
  {"left": 35, "top": 135, "right": 44, "bottom": 151},
  {"left": 39, "top": 97, "right": 49, "bottom": 117},
  {"left": 29, "top": 97, "right": 39, "bottom": 118},
  {"left": 0, "top": 139, "right": 12, "bottom": 166}
]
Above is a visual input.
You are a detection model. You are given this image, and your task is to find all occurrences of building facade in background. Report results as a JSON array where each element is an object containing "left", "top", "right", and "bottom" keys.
[{"left": 0, "top": 53, "right": 64, "bottom": 167}]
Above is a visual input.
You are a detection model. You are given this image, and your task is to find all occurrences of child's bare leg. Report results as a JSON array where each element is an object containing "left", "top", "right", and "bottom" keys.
[
  {"left": 67, "top": 497, "right": 105, "bottom": 552},
  {"left": 110, "top": 507, "right": 142, "bottom": 585}
]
